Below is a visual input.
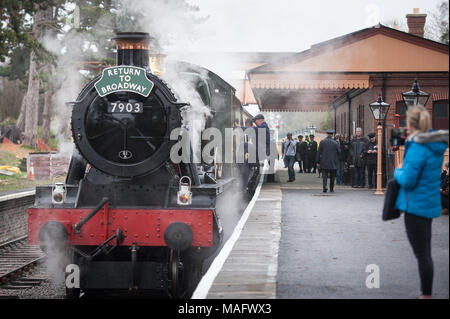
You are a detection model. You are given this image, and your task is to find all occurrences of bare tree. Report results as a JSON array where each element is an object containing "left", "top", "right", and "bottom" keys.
[
  {"left": 22, "top": 5, "right": 48, "bottom": 148},
  {"left": 42, "top": 64, "right": 54, "bottom": 145},
  {"left": 22, "top": 4, "right": 56, "bottom": 148}
]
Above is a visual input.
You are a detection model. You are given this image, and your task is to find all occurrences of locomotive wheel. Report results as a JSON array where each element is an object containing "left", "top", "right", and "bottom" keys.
[{"left": 169, "top": 249, "right": 183, "bottom": 298}]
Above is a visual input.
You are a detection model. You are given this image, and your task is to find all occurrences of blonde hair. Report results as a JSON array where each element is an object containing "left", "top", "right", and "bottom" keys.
[{"left": 406, "top": 105, "right": 431, "bottom": 133}]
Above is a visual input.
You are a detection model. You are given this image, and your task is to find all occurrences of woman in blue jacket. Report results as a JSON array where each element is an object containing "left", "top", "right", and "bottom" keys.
[{"left": 394, "top": 105, "right": 448, "bottom": 299}]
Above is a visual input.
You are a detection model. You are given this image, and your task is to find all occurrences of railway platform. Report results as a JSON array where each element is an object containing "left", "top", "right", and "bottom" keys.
[
  {"left": 194, "top": 181, "right": 282, "bottom": 299},
  {"left": 194, "top": 163, "right": 449, "bottom": 299}
]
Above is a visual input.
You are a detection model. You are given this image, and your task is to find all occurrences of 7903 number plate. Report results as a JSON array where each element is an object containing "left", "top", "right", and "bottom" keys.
[{"left": 107, "top": 102, "right": 143, "bottom": 113}]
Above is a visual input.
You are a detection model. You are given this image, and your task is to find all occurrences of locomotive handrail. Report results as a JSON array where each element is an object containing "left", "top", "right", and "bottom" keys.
[{"left": 74, "top": 197, "right": 109, "bottom": 233}]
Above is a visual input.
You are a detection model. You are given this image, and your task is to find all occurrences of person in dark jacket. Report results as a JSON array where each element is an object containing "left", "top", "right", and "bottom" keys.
[
  {"left": 335, "top": 134, "right": 345, "bottom": 185},
  {"left": 252, "top": 114, "right": 271, "bottom": 159},
  {"left": 316, "top": 130, "right": 341, "bottom": 192},
  {"left": 394, "top": 105, "right": 449, "bottom": 299},
  {"left": 350, "top": 128, "right": 368, "bottom": 188},
  {"left": 238, "top": 119, "right": 256, "bottom": 190},
  {"left": 299, "top": 137, "right": 309, "bottom": 173},
  {"left": 362, "top": 133, "right": 378, "bottom": 189},
  {"left": 296, "top": 135, "right": 304, "bottom": 173},
  {"left": 309, "top": 134, "right": 318, "bottom": 174}
]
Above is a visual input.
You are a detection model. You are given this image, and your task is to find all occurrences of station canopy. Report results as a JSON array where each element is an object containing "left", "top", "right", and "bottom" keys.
[{"left": 246, "top": 24, "right": 449, "bottom": 112}]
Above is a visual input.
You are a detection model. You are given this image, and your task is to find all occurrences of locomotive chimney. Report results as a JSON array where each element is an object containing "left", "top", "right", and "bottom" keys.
[
  {"left": 114, "top": 32, "right": 151, "bottom": 71},
  {"left": 406, "top": 8, "right": 427, "bottom": 37}
]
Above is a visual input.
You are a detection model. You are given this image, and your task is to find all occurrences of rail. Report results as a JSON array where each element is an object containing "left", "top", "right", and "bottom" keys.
[{"left": 0, "top": 236, "right": 46, "bottom": 289}]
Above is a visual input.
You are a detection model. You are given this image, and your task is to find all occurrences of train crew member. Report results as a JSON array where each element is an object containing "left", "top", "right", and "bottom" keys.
[
  {"left": 296, "top": 135, "right": 304, "bottom": 173},
  {"left": 251, "top": 114, "right": 271, "bottom": 159},
  {"left": 283, "top": 133, "right": 297, "bottom": 182},
  {"left": 309, "top": 134, "right": 318, "bottom": 174},
  {"left": 238, "top": 119, "right": 256, "bottom": 190},
  {"left": 316, "top": 129, "right": 341, "bottom": 192},
  {"left": 362, "top": 132, "right": 377, "bottom": 189},
  {"left": 350, "top": 127, "right": 368, "bottom": 188}
]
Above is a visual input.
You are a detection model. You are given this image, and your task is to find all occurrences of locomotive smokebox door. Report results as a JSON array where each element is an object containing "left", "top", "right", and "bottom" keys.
[{"left": 177, "top": 176, "right": 192, "bottom": 205}]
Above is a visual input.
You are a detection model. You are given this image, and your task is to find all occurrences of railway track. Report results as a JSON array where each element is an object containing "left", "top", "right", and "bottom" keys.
[{"left": 0, "top": 235, "right": 46, "bottom": 292}]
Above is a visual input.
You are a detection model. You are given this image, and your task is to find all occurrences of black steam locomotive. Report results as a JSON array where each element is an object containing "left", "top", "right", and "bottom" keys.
[{"left": 28, "top": 32, "right": 259, "bottom": 298}]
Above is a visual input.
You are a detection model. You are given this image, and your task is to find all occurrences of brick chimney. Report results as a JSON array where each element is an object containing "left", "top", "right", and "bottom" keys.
[{"left": 406, "top": 8, "right": 427, "bottom": 37}]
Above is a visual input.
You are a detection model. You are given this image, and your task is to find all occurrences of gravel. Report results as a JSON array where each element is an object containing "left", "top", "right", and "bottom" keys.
[{"left": 0, "top": 263, "right": 65, "bottom": 299}]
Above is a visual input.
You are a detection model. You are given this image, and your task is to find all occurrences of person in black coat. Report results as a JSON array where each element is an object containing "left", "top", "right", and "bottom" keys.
[
  {"left": 309, "top": 134, "right": 318, "bottom": 174},
  {"left": 296, "top": 135, "right": 304, "bottom": 173},
  {"left": 251, "top": 114, "right": 271, "bottom": 159},
  {"left": 350, "top": 128, "right": 369, "bottom": 188},
  {"left": 362, "top": 133, "right": 378, "bottom": 189},
  {"left": 299, "top": 137, "right": 309, "bottom": 173},
  {"left": 316, "top": 130, "right": 341, "bottom": 192}
]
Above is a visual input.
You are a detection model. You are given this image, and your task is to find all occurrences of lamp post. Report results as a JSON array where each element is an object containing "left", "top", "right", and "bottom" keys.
[
  {"left": 370, "top": 93, "right": 391, "bottom": 195},
  {"left": 402, "top": 79, "right": 430, "bottom": 108}
]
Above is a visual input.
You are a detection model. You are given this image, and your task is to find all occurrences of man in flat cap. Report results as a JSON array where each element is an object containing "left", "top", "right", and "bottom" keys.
[
  {"left": 362, "top": 132, "right": 378, "bottom": 189},
  {"left": 251, "top": 114, "right": 271, "bottom": 160},
  {"left": 316, "top": 130, "right": 341, "bottom": 192}
]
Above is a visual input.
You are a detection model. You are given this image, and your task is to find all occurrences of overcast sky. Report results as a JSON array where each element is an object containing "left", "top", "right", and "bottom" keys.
[{"left": 186, "top": 0, "right": 445, "bottom": 52}]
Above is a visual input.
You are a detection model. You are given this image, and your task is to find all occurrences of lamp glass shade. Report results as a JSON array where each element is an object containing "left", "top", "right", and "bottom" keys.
[
  {"left": 402, "top": 94, "right": 418, "bottom": 108},
  {"left": 370, "top": 106, "right": 381, "bottom": 120},
  {"left": 402, "top": 80, "right": 430, "bottom": 108},
  {"left": 370, "top": 94, "right": 390, "bottom": 121}
]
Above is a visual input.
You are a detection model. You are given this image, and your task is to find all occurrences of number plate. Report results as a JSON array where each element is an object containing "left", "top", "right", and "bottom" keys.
[{"left": 107, "top": 102, "right": 143, "bottom": 113}]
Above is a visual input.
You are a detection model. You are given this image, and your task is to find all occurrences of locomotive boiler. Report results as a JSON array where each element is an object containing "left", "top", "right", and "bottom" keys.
[{"left": 27, "top": 32, "right": 258, "bottom": 298}]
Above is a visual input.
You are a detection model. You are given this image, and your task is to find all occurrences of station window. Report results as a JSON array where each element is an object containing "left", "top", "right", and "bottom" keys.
[{"left": 432, "top": 100, "right": 449, "bottom": 130}]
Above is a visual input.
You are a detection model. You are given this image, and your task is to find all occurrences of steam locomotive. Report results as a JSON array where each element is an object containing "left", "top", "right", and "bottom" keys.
[{"left": 27, "top": 32, "right": 259, "bottom": 298}]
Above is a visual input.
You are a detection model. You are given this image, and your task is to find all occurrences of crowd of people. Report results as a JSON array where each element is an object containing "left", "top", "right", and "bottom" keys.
[{"left": 281, "top": 127, "right": 381, "bottom": 190}]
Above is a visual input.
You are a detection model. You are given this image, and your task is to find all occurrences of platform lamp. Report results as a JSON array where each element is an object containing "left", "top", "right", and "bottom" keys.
[
  {"left": 402, "top": 79, "right": 430, "bottom": 108},
  {"left": 369, "top": 93, "right": 390, "bottom": 195}
]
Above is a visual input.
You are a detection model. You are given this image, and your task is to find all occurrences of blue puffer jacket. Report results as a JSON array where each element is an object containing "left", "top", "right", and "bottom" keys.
[{"left": 394, "top": 130, "right": 449, "bottom": 219}]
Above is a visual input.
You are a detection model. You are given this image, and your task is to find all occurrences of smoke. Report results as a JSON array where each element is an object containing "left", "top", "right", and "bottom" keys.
[
  {"left": 113, "top": 0, "right": 209, "bottom": 53},
  {"left": 39, "top": 231, "right": 70, "bottom": 285},
  {"left": 163, "top": 64, "right": 212, "bottom": 163},
  {"left": 42, "top": 8, "right": 115, "bottom": 158}
]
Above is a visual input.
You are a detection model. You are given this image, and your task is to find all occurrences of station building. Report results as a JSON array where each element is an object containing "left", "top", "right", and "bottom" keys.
[{"left": 246, "top": 9, "right": 449, "bottom": 177}]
